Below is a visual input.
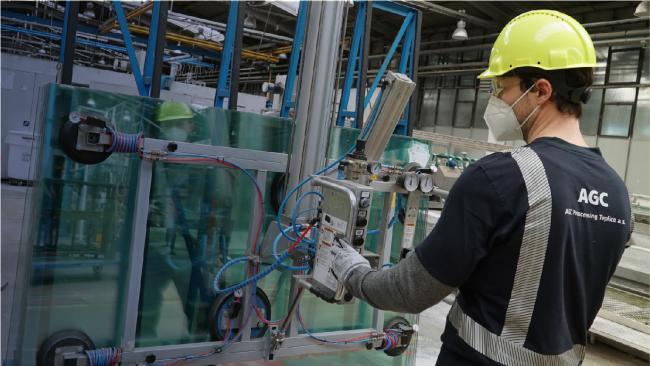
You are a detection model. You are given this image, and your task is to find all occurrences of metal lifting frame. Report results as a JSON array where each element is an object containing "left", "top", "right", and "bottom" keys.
[
  {"left": 336, "top": 1, "right": 420, "bottom": 135},
  {"left": 280, "top": 0, "right": 309, "bottom": 118},
  {"left": 114, "top": 1, "right": 169, "bottom": 98}
]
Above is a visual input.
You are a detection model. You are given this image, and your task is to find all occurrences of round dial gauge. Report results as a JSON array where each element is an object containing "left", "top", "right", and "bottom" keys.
[
  {"left": 400, "top": 172, "right": 419, "bottom": 192},
  {"left": 69, "top": 111, "right": 81, "bottom": 123},
  {"left": 419, "top": 174, "right": 434, "bottom": 193}
]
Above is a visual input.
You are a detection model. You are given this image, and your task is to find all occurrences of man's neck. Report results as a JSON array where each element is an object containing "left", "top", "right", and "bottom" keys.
[{"left": 525, "top": 107, "right": 589, "bottom": 147}]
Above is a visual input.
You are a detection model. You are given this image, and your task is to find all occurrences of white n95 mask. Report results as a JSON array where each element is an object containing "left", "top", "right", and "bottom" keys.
[
  {"left": 165, "top": 127, "right": 188, "bottom": 141},
  {"left": 483, "top": 84, "right": 540, "bottom": 141}
]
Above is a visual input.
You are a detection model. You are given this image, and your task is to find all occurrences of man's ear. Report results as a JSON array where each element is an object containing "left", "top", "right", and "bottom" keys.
[{"left": 534, "top": 78, "right": 553, "bottom": 104}]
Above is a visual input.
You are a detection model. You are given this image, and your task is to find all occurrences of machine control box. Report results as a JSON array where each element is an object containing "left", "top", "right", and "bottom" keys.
[{"left": 310, "top": 176, "right": 373, "bottom": 303}]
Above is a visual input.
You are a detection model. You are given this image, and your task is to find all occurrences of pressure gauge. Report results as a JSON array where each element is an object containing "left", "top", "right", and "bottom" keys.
[
  {"left": 69, "top": 111, "right": 81, "bottom": 123},
  {"left": 399, "top": 172, "right": 419, "bottom": 192},
  {"left": 419, "top": 173, "right": 434, "bottom": 193},
  {"left": 367, "top": 162, "right": 381, "bottom": 175}
]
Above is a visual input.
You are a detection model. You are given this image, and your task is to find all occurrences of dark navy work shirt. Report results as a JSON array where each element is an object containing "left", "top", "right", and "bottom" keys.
[{"left": 416, "top": 137, "right": 632, "bottom": 365}]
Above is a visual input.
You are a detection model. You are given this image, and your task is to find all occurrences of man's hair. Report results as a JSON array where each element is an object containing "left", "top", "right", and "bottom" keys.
[{"left": 502, "top": 67, "right": 594, "bottom": 118}]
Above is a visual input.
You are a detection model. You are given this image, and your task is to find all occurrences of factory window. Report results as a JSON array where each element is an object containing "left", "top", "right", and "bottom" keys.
[
  {"left": 608, "top": 48, "right": 641, "bottom": 84},
  {"left": 454, "top": 88, "right": 476, "bottom": 128},
  {"left": 598, "top": 47, "right": 645, "bottom": 138},
  {"left": 600, "top": 88, "right": 637, "bottom": 138}
]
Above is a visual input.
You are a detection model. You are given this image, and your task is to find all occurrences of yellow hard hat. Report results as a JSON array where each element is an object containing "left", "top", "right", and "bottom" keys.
[
  {"left": 478, "top": 10, "right": 598, "bottom": 79},
  {"left": 156, "top": 100, "right": 194, "bottom": 122}
]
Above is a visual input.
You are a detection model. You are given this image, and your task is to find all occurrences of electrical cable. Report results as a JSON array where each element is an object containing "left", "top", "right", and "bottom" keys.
[
  {"left": 291, "top": 191, "right": 323, "bottom": 241},
  {"left": 213, "top": 223, "right": 313, "bottom": 294},
  {"left": 272, "top": 226, "right": 313, "bottom": 271},
  {"left": 295, "top": 306, "right": 374, "bottom": 344}
]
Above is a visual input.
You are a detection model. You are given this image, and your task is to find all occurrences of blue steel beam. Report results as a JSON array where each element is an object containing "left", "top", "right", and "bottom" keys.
[
  {"left": 58, "top": 2, "right": 71, "bottom": 61},
  {"left": 364, "top": 12, "right": 413, "bottom": 108},
  {"left": 142, "top": 1, "right": 162, "bottom": 94},
  {"left": 280, "top": 0, "right": 308, "bottom": 118},
  {"left": 113, "top": 0, "right": 147, "bottom": 96},
  {"left": 59, "top": 1, "right": 79, "bottom": 84},
  {"left": 214, "top": 1, "right": 239, "bottom": 108},
  {"left": 335, "top": 1, "right": 366, "bottom": 127},
  {"left": 336, "top": 1, "right": 419, "bottom": 134}
]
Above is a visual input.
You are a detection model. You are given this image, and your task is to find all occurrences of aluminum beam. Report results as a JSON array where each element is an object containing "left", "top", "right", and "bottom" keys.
[
  {"left": 285, "top": 0, "right": 345, "bottom": 214},
  {"left": 142, "top": 138, "right": 289, "bottom": 173}
]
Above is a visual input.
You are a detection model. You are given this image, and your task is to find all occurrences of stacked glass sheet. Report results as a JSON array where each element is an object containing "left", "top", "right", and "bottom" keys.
[{"left": 14, "top": 84, "right": 430, "bottom": 366}]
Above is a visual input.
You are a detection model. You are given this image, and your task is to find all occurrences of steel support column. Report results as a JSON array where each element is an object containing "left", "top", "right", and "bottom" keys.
[
  {"left": 280, "top": 0, "right": 309, "bottom": 118},
  {"left": 214, "top": 1, "right": 239, "bottom": 108},
  {"left": 148, "top": 1, "right": 169, "bottom": 98},
  {"left": 228, "top": 1, "right": 245, "bottom": 110},
  {"left": 114, "top": 0, "right": 147, "bottom": 96},
  {"left": 355, "top": 2, "right": 373, "bottom": 131},
  {"left": 335, "top": 1, "right": 419, "bottom": 135},
  {"left": 59, "top": 1, "right": 79, "bottom": 85}
]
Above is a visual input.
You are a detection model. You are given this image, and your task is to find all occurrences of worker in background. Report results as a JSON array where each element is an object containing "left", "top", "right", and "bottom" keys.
[{"left": 331, "top": 10, "right": 633, "bottom": 366}]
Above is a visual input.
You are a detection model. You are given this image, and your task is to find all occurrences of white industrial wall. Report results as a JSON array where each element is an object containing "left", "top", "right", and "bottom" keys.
[{"left": 0, "top": 53, "right": 266, "bottom": 178}]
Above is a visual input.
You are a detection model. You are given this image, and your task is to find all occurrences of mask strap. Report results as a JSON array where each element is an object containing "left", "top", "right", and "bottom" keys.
[
  {"left": 511, "top": 83, "right": 537, "bottom": 107},
  {"left": 519, "top": 105, "right": 540, "bottom": 129}
]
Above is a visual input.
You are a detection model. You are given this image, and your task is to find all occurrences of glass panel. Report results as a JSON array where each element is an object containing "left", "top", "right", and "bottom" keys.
[
  {"left": 15, "top": 84, "right": 420, "bottom": 366},
  {"left": 580, "top": 89, "right": 603, "bottom": 136},
  {"left": 328, "top": 127, "right": 432, "bottom": 167},
  {"left": 601, "top": 105, "right": 633, "bottom": 137},
  {"left": 608, "top": 50, "right": 640, "bottom": 84},
  {"left": 145, "top": 104, "right": 292, "bottom": 153},
  {"left": 604, "top": 88, "right": 637, "bottom": 103},
  {"left": 454, "top": 103, "right": 473, "bottom": 128},
  {"left": 436, "top": 89, "right": 455, "bottom": 126},
  {"left": 17, "top": 84, "right": 145, "bottom": 364}
]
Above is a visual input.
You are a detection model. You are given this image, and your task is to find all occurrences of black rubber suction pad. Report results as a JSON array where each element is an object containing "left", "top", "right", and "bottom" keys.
[
  {"left": 383, "top": 316, "right": 415, "bottom": 357},
  {"left": 59, "top": 116, "right": 111, "bottom": 164},
  {"left": 37, "top": 329, "right": 95, "bottom": 366},
  {"left": 208, "top": 287, "right": 272, "bottom": 341}
]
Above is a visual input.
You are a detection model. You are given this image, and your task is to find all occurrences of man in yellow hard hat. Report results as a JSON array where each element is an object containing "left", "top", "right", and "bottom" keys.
[{"left": 330, "top": 10, "right": 632, "bottom": 365}]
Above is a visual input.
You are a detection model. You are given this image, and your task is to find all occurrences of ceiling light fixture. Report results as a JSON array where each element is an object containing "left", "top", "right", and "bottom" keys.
[
  {"left": 634, "top": 1, "right": 649, "bottom": 17},
  {"left": 452, "top": 9, "right": 468, "bottom": 40}
]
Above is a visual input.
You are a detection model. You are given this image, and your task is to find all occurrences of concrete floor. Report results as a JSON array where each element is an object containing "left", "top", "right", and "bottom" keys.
[{"left": 2, "top": 182, "right": 648, "bottom": 365}]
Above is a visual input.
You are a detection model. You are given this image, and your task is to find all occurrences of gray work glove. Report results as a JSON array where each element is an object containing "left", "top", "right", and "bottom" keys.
[{"left": 330, "top": 237, "right": 371, "bottom": 285}]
